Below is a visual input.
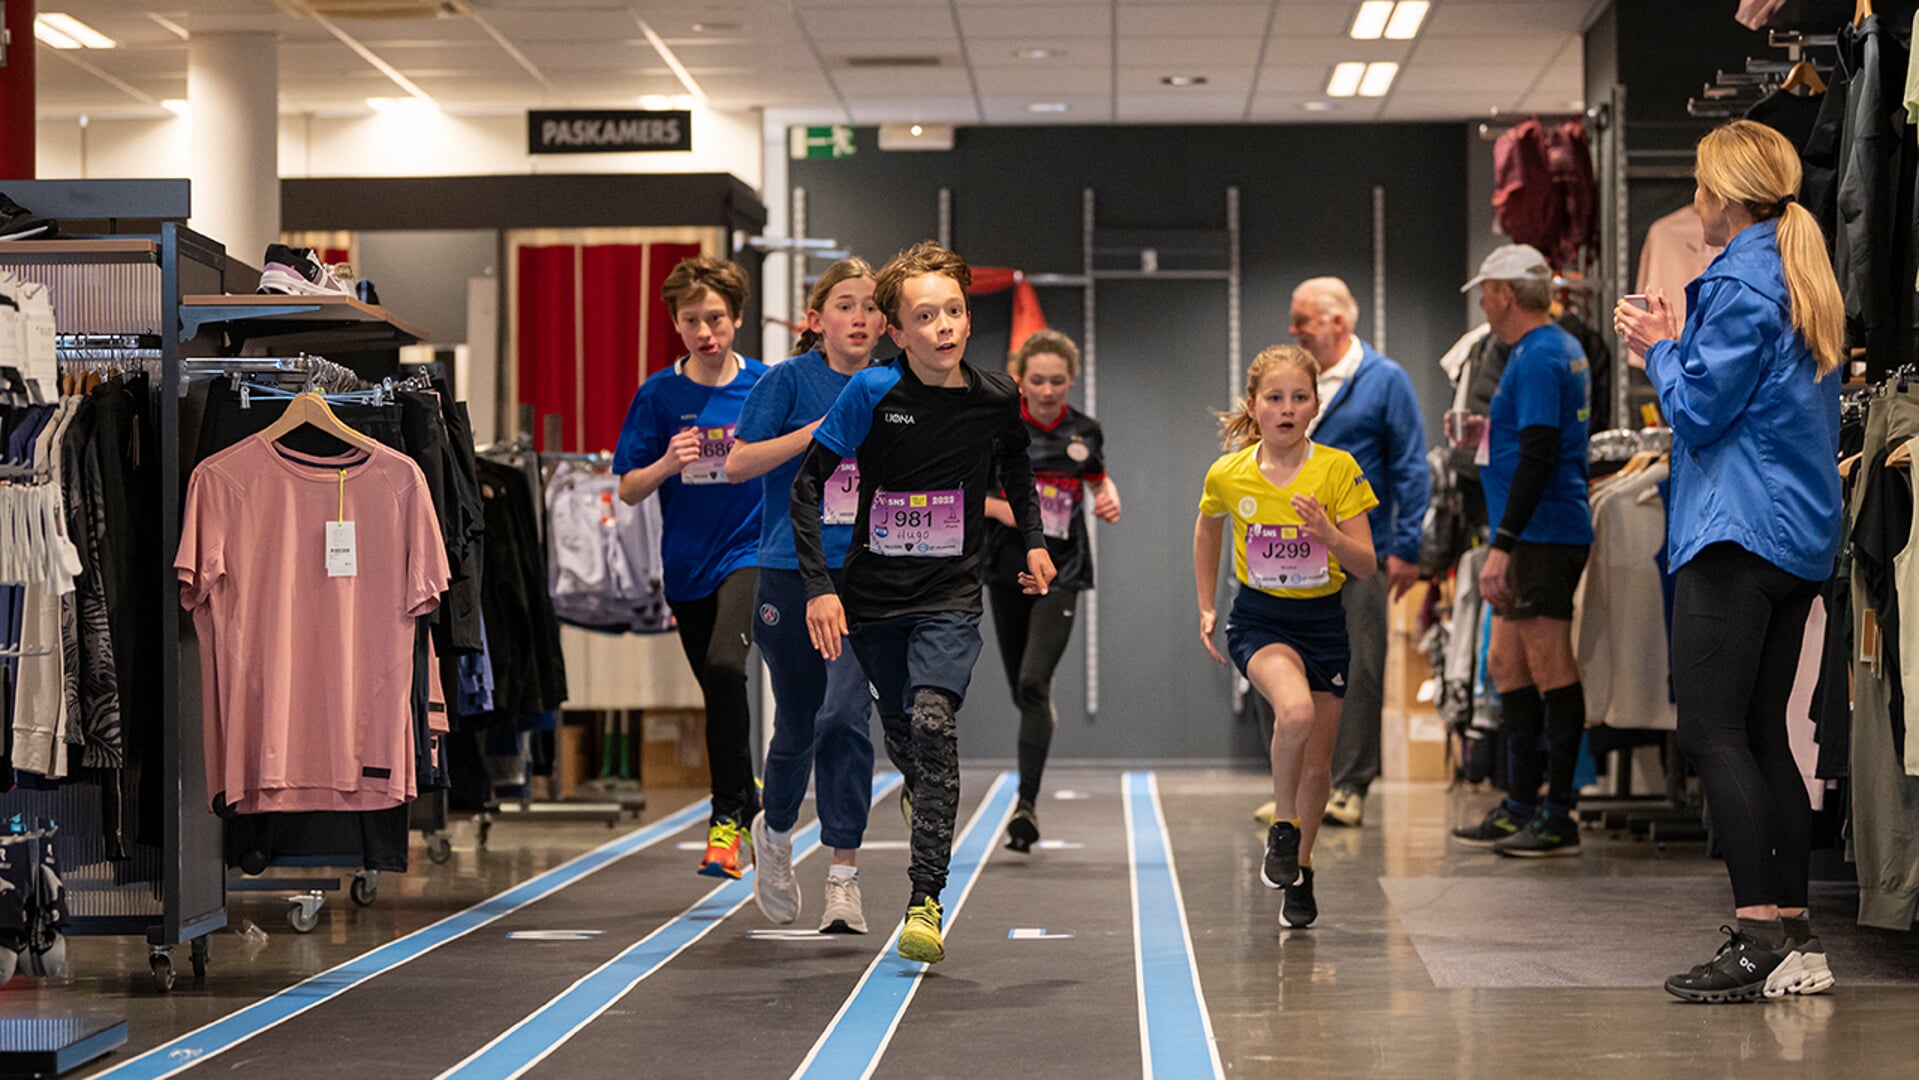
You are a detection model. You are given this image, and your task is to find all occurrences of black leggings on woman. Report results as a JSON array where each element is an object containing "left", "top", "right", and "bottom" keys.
[
  {"left": 669, "top": 567, "right": 760, "bottom": 824},
  {"left": 988, "top": 584, "right": 1079, "bottom": 806},
  {"left": 1671, "top": 543, "right": 1818, "bottom": 909}
]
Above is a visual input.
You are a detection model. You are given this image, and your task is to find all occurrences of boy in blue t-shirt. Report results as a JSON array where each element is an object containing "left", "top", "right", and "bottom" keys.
[
  {"left": 613, "top": 256, "right": 765, "bottom": 879},
  {"left": 1453, "top": 244, "right": 1593, "bottom": 859},
  {"left": 726, "top": 258, "right": 884, "bottom": 935}
]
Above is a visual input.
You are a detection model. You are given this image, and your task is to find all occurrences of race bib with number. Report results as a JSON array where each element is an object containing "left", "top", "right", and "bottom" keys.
[
  {"left": 870, "top": 488, "right": 963, "bottom": 557},
  {"left": 681, "top": 425, "right": 734, "bottom": 485},
  {"left": 1038, "top": 481, "right": 1078, "bottom": 540},
  {"left": 1246, "top": 523, "right": 1328, "bottom": 591},
  {"left": 823, "top": 459, "right": 861, "bottom": 525}
]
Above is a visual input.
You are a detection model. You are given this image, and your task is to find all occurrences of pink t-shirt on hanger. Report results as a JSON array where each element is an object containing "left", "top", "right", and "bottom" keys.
[{"left": 177, "top": 434, "right": 450, "bottom": 815}]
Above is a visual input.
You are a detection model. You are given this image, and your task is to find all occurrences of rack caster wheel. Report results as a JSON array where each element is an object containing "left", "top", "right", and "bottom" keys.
[
  {"left": 351, "top": 871, "right": 379, "bottom": 907},
  {"left": 288, "top": 892, "right": 324, "bottom": 933},
  {"left": 191, "top": 936, "right": 210, "bottom": 979},
  {"left": 426, "top": 835, "right": 453, "bottom": 864},
  {"left": 150, "top": 954, "right": 175, "bottom": 994}
]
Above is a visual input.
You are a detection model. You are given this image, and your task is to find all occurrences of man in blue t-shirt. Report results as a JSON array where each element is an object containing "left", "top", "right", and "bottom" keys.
[{"left": 1451, "top": 244, "right": 1593, "bottom": 859}]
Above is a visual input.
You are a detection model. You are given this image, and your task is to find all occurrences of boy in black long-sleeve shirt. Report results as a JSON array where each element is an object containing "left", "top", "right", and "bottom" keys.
[{"left": 791, "top": 241, "right": 1054, "bottom": 964}]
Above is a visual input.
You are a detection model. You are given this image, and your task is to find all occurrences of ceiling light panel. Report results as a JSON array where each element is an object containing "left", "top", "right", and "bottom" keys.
[
  {"left": 34, "top": 23, "right": 83, "bottom": 50},
  {"left": 1326, "top": 62, "right": 1365, "bottom": 98},
  {"left": 1385, "top": 2, "right": 1430, "bottom": 40},
  {"left": 1350, "top": 2, "right": 1394, "bottom": 40},
  {"left": 1359, "top": 61, "right": 1399, "bottom": 97},
  {"left": 38, "top": 13, "right": 115, "bottom": 49}
]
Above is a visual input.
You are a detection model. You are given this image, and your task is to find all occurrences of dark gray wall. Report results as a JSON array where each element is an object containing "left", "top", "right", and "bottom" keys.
[
  {"left": 355, "top": 230, "right": 497, "bottom": 346},
  {"left": 794, "top": 124, "right": 1467, "bottom": 763}
]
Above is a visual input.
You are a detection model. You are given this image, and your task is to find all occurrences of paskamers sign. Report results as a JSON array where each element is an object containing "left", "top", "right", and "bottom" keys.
[{"left": 529, "top": 110, "right": 692, "bottom": 154}]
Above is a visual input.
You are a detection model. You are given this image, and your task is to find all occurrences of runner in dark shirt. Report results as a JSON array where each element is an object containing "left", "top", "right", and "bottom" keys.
[{"left": 792, "top": 241, "right": 1053, "bottom": 966}]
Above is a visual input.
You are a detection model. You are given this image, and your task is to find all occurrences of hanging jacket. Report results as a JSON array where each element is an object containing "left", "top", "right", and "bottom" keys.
[
  {"left": 1493, "top": 119, "right": 1561, "bottom": 257},
  {"left": 1309, "top": 341, "right": 1430, "bottom": 565},
  {"left": 1834, "top": 14, "right": 1909, "bottom": 378},
  {"left": 1644, "top": 219, "right": 1842, "bottom": 582},
  {"left": 1545, "top": 121, "right": 1597, "bottom": 269}
]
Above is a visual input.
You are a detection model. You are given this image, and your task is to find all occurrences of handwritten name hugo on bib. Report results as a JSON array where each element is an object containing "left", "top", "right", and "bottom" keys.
[
  {"left": 680, "top": 425, "right": 735, "bottom": 485},
  {"left": 870, "top": 488, "right": 963, "bottom": 557}
]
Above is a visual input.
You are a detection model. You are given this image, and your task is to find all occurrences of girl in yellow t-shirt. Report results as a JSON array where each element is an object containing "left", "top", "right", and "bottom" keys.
[{"left": 1194, "top": 344, "right": 1378, "bottom": 929}]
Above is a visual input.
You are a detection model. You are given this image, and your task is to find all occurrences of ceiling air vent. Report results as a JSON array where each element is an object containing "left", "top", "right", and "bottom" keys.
[
  {"left": 298, "top": 0, "right": 471, "bottom": 18},
  {"left": 841, "top": 56, "right": 945, "bottom": 69}
]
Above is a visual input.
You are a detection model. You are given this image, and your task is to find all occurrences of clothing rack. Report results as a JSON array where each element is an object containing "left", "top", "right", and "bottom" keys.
[{"left": 1589, "top": 427, "right": 1674, "bottom": 463}]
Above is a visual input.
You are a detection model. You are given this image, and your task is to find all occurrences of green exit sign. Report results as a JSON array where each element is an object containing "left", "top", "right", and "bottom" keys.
[{"left": 790, "top": 126, "right": 856, "bottom": 160}]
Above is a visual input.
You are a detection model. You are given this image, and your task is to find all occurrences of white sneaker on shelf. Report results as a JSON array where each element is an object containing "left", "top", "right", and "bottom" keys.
[
  {"left": 818, "top": 870, "right": 866, "bottom": 935},
  {"left": 750, "top": 811, "right": 799, "bottom": 925}
]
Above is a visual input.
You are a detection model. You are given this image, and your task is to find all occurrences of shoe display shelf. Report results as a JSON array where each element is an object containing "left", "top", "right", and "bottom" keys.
[{"left": 179, "top": 293, "right": 426, "bottom": 355}]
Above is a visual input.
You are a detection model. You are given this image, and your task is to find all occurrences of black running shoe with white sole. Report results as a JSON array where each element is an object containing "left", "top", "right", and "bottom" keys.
[
  {"left": 1451, "top": 803, "right": 1527, "bottom": 848},
  {"left": 1261, "top": 820, "right": 1301, "bottom": 889},
  {"left": 0, "top": 193, "right": 51, "bottom": 241},
  {"left": 1665, "top": 924, "right": 1790, "bottom": 1004},
  {"left": 1280, "top": 866, "right": 1317, "bottom": 928}
]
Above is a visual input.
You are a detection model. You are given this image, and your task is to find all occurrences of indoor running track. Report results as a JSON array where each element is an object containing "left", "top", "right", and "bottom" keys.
[{"left": 92, "top": 770, "right": 1222, "bottom": 1080}]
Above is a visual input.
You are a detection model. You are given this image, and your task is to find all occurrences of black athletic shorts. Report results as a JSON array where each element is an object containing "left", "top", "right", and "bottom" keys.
[{"left": 1495, "top": 542, "right": 1589, "bottom": 622}]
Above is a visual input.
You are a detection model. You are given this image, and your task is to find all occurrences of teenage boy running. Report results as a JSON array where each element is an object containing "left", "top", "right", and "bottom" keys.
[{"left": 791, "top": 241, "right": 1054, "bottom": 965}]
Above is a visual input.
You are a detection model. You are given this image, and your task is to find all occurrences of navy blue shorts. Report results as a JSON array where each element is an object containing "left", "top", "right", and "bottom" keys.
[
  {"left": 1225, "top": 588, "right": 1351, "bottom": 698},
  {"left": 848, "top": 610, "right": 984, "bottom": 716}
]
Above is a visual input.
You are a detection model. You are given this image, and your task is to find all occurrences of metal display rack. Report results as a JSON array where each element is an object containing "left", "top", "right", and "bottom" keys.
[{"left": 0, "top": 180, "right": 428, "bottom": 989}]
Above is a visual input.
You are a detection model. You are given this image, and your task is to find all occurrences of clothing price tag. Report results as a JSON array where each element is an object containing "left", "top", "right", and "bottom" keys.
[
  {"left": 1038, "top": 481, "right": 1078, "bottom": 540},
  {"left": 1474, "top": 419, "right": 1492, "bottom": 468},
  {"left": 823, "top": 459, "right": 861, "bottom": 525},
  {"left": 1245, "top": 523, "right": 1328, "bottom": 590},
  {"left": 870, "top": 488, "right": 963, "bottom": 557},
  {"left": 598, "top": 490, "right": 616, "bottom": 528},
  {"left": 681, "top": 425, "right": 735, "bottom": 485},
  {"left": 325, "top": 521, "right": 358, "bottom": 578}
]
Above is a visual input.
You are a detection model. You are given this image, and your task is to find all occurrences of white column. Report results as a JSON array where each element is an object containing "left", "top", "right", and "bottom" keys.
[{"left": 188, "top": 32, "right": 279, "bottom": 267}]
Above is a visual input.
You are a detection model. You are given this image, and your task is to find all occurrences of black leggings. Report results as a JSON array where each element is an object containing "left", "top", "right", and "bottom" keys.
[
  {"left": 1672, "top": 543, "right": 1817, "bottom": 909},
  {"left": 988, "top": 584, "right": 1079, "bottom": 806},
  {"left": 670, "top": 567, "right": 760, "bottom": 823}
]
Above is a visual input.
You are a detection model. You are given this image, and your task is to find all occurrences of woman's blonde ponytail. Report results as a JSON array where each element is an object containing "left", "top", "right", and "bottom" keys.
[{"left": 1772, "top": 201, "right": 1844, "bottom": 376}]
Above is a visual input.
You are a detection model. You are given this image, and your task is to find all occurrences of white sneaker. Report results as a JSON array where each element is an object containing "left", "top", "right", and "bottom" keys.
[
  {"left": 818, "top": 871, "right": 866, "bottom": 934},
  {"left": 750, "top": 811, "right": 799, "bottom": 925},
  {"left": 1765, "top": 939, "right": 1837, "bottom": 997}
]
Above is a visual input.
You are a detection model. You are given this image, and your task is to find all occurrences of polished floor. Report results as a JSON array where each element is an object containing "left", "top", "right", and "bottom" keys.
[{"left": 7, "top": 770, "right": 1917, "bottom": 1078}]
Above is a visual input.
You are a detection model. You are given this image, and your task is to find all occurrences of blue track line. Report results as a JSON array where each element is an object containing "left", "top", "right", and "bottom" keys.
[{"left": 1124, "top": 771, "right": 1223, "bottom": 1079}]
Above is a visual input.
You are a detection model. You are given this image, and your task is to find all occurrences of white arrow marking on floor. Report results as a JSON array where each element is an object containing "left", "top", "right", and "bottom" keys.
[
  {"left": 746, "top": 930, "right": 836, "bottom": 941},
  {"left": 1053, "top": 790, "right": 1092, "bottom": 800},
  {"left": 504, "top": 931, "right": 608, "bottom": 942},
  {"left": 1034, "top": 840, "right": 1085, "bottom": 850},
  {"left": 1007, "top": 929, "right": 1075, "bottom": 940}
]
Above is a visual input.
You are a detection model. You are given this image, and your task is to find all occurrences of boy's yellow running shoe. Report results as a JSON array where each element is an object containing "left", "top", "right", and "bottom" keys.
[
  {"left": 897, "top": 898, "right": 945, "bottom": 964},
  {"left": 699, "top": 817, "right": 749, "bottom": 879}
]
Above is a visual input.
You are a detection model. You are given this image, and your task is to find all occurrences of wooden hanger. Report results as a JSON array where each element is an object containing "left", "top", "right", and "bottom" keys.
[
  {"left": 1781, "top": 60, "right": 1827, "bottom": 95},
  {"left": 257, "top": 390, "right": 382, "bottom": 455},
  {"left": 1856, "top": 0, "right": 1874, "bottom": 27},
  {"left": 1889, "top": 440, "right": 1913, "bottom": 468}
]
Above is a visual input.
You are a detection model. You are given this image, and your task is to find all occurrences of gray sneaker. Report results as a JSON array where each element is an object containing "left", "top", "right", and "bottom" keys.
[
  {"left": 751, "top": 811, "right": 799, "bottom": 925},
  {"left": 818, "top": 871, "right": 867, "bottom": 934}
]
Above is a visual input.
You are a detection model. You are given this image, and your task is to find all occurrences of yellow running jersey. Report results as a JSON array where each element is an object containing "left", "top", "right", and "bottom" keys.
[{"left": 1199, "top": 441, "right": 1379, "bottom": 599}]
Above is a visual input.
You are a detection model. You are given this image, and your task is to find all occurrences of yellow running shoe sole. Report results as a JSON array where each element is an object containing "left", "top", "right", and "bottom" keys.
[{"left": 897, "top": 925, "right": 945, "bottom": 964}]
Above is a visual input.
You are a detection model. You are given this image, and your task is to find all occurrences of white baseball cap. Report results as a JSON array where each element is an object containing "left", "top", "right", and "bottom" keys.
[{"left": 1460, "top": 243, "right": 1553, "bottom": 293}]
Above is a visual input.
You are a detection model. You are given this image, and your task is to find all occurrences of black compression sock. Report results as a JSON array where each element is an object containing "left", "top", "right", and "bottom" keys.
[{"left": 1738, "top": 916, "right": 1786, "bottom": 950}]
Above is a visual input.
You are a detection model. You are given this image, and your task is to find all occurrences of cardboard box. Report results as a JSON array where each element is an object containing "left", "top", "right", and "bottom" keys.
[
  {"left": 640, "top": 709, "right": 710, "bottom": 789},
  {"left": 1384, "top": 582, "right": 1450, "bottom": 783}
]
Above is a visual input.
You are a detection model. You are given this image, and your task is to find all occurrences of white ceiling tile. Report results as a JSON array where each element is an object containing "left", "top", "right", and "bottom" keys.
[
  {"left": 331, "top": 18, "right": 497, "bottom": 46},
  {"left": 1116, "top": 4, "right": 1273, "bottom": 37},
  {"left": 831, "top": 68, "right": 976, "bottom": 97},
  {"left": 1116, "top": 67, "right": 1256, "bottom": 94},
  {"left": 802, "top": 8, "right": 958, "bottom": 41},
  {"left": 1425, "top": 2, "right": 1592, "bottom": 37},
  {"left": 1395, "top": 67, "right": 1540, "bottom": 95},
  {"left": 847, "top": 97, "right": 979, "bottom": 124},
  {"left": 1117, "top": 37, "right": 1263, "bottom": 67},
  {"left": 1380, "top": 93, "right": 1518, "bottom": 120},
  {"left": 1117, "top": 93, "right": 1260, "bottom": 122},
  {"left": 1252, "top": 66, "right": 1341, "bottom": 95},
  {"left": 462, "top": 8, "right": 636, "bottom": 43},
  {"left": 968, "top": 38, "right": 1111, "bottom": 69},
  {"left": 981, "top": 94, "right": 1114, "bottom": 122},
  {"left": 1405, "top": 34, "right": 1577, "bottom": 69},
  {"left": 957, "top": 5, "right": 1113, "bottom": 37},
  {"left": 1260, "top": 36, "right": 1410, "bottom": 66}
]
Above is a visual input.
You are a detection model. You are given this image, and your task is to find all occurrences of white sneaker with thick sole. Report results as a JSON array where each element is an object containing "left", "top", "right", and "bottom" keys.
[
  {"left": 750, "top": 811, "right": 799, "bottom": 925},
  {"left": 1764, "top": 943, "right": 1836, "bottom": 997},
  {"left": 818, "top": 871, "right": 866, "bottom": 934}
]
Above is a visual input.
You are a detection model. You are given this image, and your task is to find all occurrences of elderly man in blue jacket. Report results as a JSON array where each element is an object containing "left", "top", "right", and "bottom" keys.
[{"left": 1285, "top": 276, "right": 1430, "bottom": 829}]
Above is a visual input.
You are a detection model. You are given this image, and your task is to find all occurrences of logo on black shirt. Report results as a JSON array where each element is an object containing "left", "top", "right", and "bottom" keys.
[{"left": 883, "top": 412, "right": 916, "bottom": 425}]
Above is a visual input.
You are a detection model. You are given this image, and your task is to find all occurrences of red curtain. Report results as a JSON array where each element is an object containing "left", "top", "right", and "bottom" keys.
[
  {"left": 516, "top": 245, "right": 579, "bottom": 452},
  {"left": 581, "top": 245, "right": 645, "bottom": 454}
]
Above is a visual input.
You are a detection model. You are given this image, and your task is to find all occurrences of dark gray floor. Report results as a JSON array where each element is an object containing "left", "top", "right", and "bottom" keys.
[{"left": 17, "top": 770, "right": 1919, "bottom": 1078}]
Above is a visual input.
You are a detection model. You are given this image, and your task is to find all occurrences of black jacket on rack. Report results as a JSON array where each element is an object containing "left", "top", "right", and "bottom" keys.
[
  {"left": 1835, "top": 14, "right": 1914, "bottom": 379},
  {"left": 468, "top": 459, "right": 567, "bottom": 727}
]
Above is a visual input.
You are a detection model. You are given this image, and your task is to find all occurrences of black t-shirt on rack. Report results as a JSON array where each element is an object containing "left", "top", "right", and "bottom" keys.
[
  {"left": 792, "top": 356, "right": 1045, "bottom": 622},
  {"left": 986, "top": 403, "right": 1107, "bottom": 592},
  {"left": 1852, "top": 448, "right": 1911, "bottom": 755}
]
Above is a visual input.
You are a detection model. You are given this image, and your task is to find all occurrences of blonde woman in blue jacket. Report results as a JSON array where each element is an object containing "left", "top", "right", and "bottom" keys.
[{"left": 1616, "top": 119, "right": 1843, "bottom": 1005}]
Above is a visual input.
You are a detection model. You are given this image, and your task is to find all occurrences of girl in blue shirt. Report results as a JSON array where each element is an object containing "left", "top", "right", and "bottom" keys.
[
  {"left": 726, "top": 258, "right": 883, "bottom": 933},
  {"left": 614, "top": 256, "right": 766, "bottom": 879},
  {"left": 1616, "top": 119, "right": 1844, "bottom": 1004}
]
